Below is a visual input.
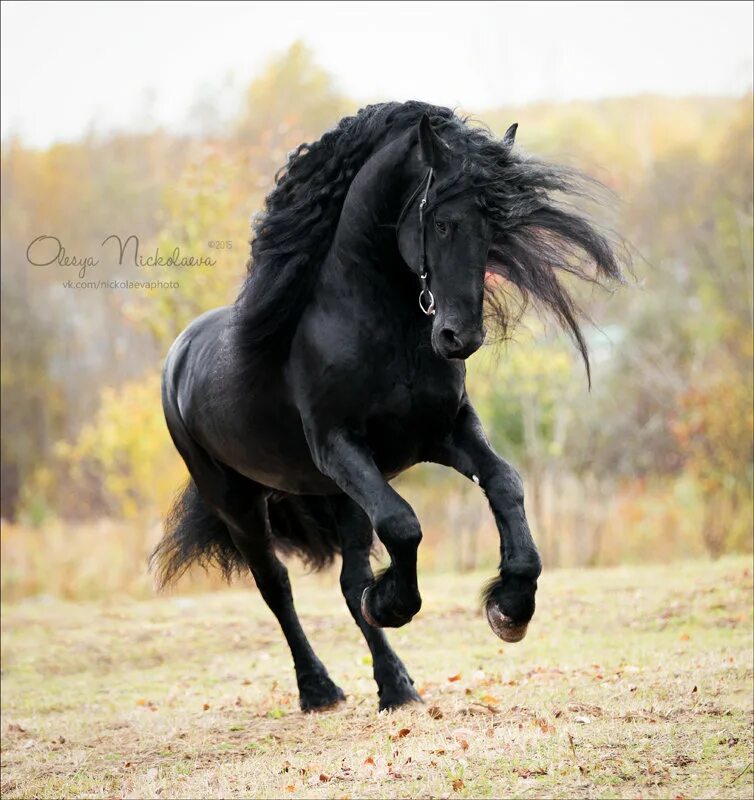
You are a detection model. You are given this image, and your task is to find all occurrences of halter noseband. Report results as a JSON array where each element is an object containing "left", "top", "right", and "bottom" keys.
[{"left": 397, "top": 167, "right": 436, "bottom": 316}]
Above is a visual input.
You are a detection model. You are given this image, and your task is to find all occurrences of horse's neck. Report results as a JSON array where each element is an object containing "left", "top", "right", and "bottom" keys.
[
  {"left": 330, "top": 130, "right": 416, "bottom": 270},
  {"left": 313, "top": 130, "right": 423, "bottom": 327}
]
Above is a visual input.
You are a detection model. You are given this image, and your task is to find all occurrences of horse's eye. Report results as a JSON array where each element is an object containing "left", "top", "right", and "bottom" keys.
[{"left": 435, "top": 220, "right": 448, "bottom": 235}]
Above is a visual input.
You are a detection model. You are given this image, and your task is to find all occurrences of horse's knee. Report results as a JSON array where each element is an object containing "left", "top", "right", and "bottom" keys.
[
  {"left": 485, "top": 463, "right": 525, "bottom": 506},
  {"left": 375, "top": 509, "right": 422, "bottom": 552}
]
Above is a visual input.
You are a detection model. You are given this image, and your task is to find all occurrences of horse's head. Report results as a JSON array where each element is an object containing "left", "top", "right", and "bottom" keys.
[
  {"left": 397, "top": 112, "right": 624, "bottom": 375},
  {"left": 397, "top": 114, "right": 493, "bottom": 360}
]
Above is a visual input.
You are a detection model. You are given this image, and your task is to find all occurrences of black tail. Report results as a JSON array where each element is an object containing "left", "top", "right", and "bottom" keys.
[
  {"left": 268, "top": 495, "right": 342, "bottom": 571},
  {"left": 149, "top": 482, "right": 344, "bottom": 589},
  {"left": 149, "top": 480, "right": 245, "bottom": 589}
]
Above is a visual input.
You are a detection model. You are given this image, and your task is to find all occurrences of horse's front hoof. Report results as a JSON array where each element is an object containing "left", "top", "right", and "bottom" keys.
[
  {"left": 361, "top": 586, "right": 380, "bottom": 627},
  {"left": 360, "top": 577, "right": 420, "bottom": 628},
  {"left": 486, "top": 603, "right": 529, "bottom": 642}
]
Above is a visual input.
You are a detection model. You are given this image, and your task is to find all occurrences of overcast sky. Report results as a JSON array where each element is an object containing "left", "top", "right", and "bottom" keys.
[{"left": 2, "top": 0, "right": 752, "bottom": 147}]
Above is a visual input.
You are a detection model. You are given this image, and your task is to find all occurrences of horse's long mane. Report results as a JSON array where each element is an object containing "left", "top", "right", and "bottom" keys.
[
  {"left": 233, "top": 101, "right": 624, "bottom": 380},
  {"left": 233, "top": 101, "right": 454, "bottom": 366}
]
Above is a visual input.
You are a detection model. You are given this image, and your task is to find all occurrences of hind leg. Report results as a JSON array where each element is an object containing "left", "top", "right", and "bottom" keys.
[
  {"left": 222, "top": 498, "right": 345, "bottom": 712},
  {"left": 333, "top": 498, "right": 422, "bottom": 711},
  {"left": 189, "top": 466, "right": 344, "bottom": 712},
  {"left": 161, "top": 388, "right": 342, "bottom": 710}
]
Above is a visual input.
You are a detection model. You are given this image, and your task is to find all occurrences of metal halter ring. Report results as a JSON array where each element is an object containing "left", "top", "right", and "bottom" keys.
[{"left": 419, "top": 272, "right": 436, "bottom": 316}]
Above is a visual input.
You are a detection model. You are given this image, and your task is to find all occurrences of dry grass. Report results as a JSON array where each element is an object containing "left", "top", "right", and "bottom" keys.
[{"left": 1, "top": 557, "right": 752, "bottom": 799}]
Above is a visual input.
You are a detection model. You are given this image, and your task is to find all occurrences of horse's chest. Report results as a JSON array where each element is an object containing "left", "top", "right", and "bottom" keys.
[{"left": 366, "top": 358, "right": 463, "bottom": 471}]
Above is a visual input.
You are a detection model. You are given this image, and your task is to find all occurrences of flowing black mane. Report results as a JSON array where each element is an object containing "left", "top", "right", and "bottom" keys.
[
  {"left": 233, "top": 101, "right": 454, "bottom": 365},
  {"left": 233, "top": 101, "right": 623, "bottom": 378}
]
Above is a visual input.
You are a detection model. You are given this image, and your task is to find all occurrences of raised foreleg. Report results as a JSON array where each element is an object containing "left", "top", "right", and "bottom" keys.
[
  {"left": 307, "top": 430, "right": 423, "bottom": 629},
  {"left": 428, "top": 399, "right": 542, "bottom": 642}
]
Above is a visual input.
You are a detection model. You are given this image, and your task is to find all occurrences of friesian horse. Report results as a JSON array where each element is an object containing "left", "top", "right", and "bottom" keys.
[{"left": 151, "top": 101, "right": 621, "bottom": 711}]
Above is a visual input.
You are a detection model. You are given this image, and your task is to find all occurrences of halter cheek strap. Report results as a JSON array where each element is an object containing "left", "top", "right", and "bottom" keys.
[
  {"left": 417, "top": 168, "right": 436, "bottom": 316},
  {"left": 397, "top": 167, "right": 436, "bottom": 317}
]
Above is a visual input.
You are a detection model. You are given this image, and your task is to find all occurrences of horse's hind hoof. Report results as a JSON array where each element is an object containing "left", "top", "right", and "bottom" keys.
[
  {"left": 299, "top": 675, "right": 346, "bottom": 712},
  {"left": 486, "top": 603, "right": 529, "bottom": 643},
  {"left": 378, "top": 681, "right": 423, "bottom": 712}
]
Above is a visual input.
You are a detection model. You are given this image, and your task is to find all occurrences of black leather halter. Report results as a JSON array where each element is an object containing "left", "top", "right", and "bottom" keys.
[{"left": 396, "top": 167, "right": 436, "bottom": 316}]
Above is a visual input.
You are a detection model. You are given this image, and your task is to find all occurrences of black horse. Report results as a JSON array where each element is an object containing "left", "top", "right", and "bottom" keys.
[{"left": 151, "top": 101, "right": 621, "bottom": 712}]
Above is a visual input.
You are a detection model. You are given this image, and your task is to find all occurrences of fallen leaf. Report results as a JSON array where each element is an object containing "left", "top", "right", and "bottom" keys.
[
  {"left": 7, "top": 723, "right": 27, "bottom": 734},
  {"left": 516, "top": 766, "right": 548, "bottom": 778},
  {"left": 534, "top": 717, "right": 555, "bottom": 734},
  {"left": 203, "top": 703, "right": 210, "bottom": 711},
  {"left": 319, "top": 774, "right": 330, "bottom": 783},
  {"left": 364, "top": 756, "right": 375, "bottom": 766},
  {"left": 285, "top": 785, "right": 295, "bottom": 793},
  {"left": 453, "top": 728, "right": 473, "bottom": 750},
  {"left": 448, "top": 673, "right": 462, "bottom": 682},
  {"left": 428, "top": 706, "right": 443, "bottom": 720},
  {"left": 452, "top": 778, "right": 465, "bottom": 791},
  {"left": 679, "top": 633, "right": 690, "bottom": 641}
]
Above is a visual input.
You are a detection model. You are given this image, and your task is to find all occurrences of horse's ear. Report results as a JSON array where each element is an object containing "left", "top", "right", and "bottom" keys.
[
  {"left": 503, "top": 122, "right": 518, "bottom": 147},
  {"left": 417, "top": 112, "right": 449, "bottom": 167}
]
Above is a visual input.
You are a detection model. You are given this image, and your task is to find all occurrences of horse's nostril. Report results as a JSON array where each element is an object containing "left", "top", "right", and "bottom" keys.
[{"left": 440, "top": 328, "right": 462, "bottom": 349}]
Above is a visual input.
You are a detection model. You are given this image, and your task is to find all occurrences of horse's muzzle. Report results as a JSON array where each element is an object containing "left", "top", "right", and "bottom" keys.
[{"left": 433, "top": 325, "right": 486, "bottom": 360}]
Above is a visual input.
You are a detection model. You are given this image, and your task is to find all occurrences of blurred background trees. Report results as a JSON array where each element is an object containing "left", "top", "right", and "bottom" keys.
[{"left": 1, "top": 43, "right": 751, "bottom": 598}]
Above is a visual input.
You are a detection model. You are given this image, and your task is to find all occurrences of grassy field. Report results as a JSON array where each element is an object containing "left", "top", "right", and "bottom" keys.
[{"left": 1, "top": 557, "right": 752, "bottom": 799}]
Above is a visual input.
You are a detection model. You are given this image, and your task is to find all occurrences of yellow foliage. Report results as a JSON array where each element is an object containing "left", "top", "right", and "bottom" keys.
[{"left": 47, "top": 373, "right": 185, "bottom": 521}]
